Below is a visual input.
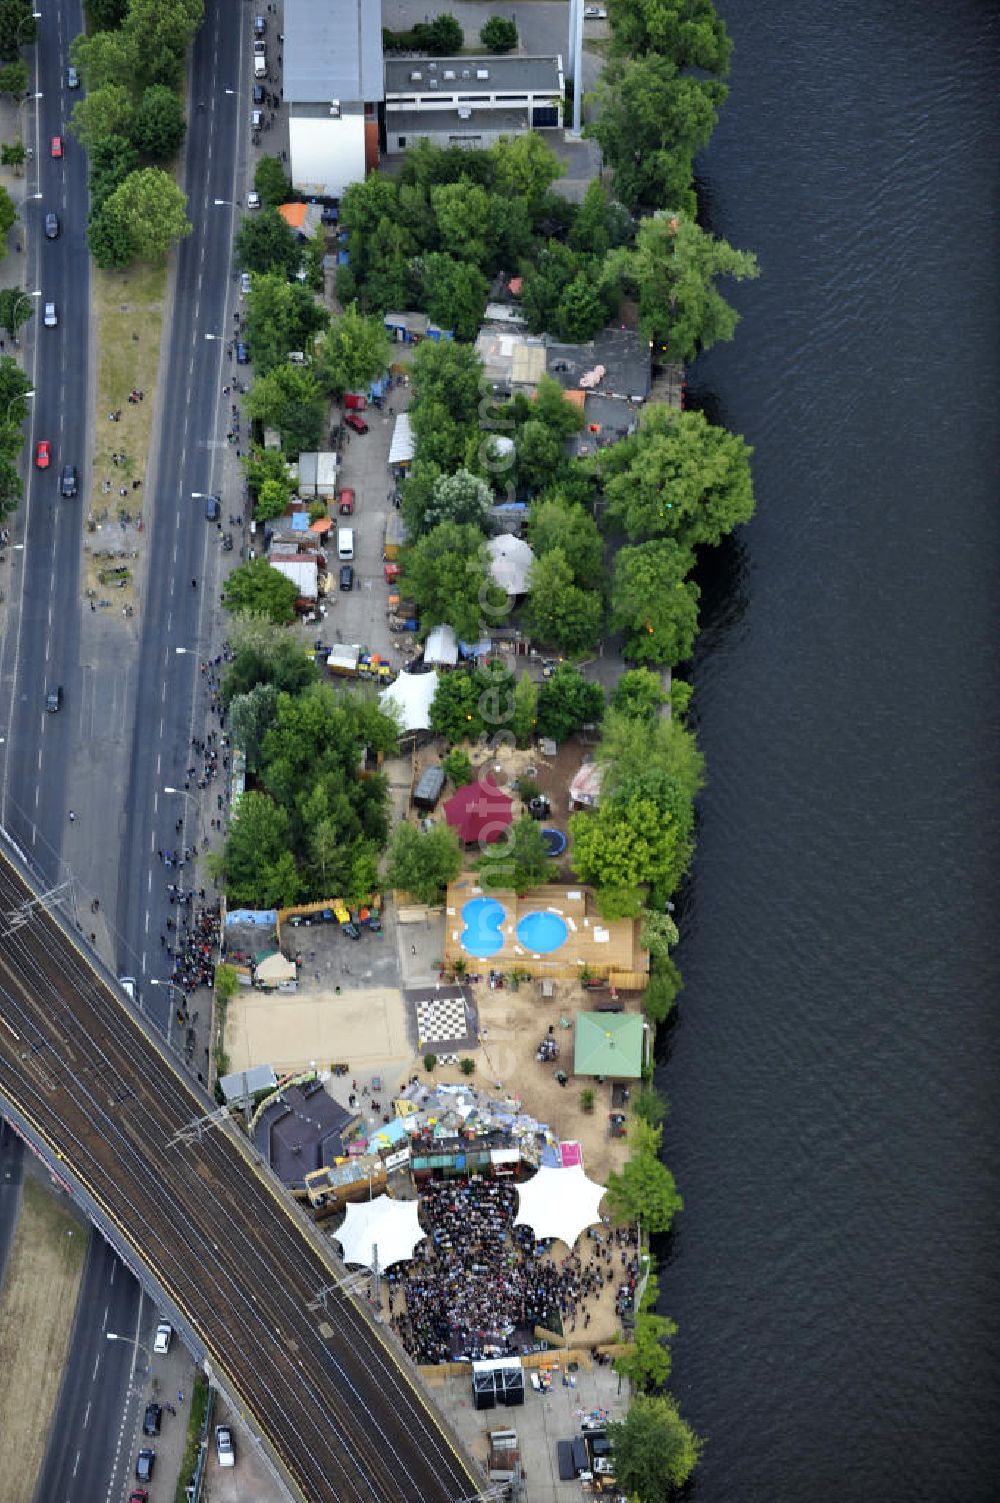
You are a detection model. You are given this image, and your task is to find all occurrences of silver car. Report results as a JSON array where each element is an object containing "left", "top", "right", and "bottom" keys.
[{"left": 43, "top": 301, "right": 57, "bottom": 327}]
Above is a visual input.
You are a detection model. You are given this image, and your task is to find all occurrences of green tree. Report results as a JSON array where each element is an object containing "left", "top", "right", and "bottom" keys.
[
  {"left": 244, "top": 364, "right": 325, "bottom": 456},
  {"left": 568, "top": 180, "right": 617, "bottom": 259},
  {"left": 608, "top": 1394, "right": 703, "bottom": 1499},
  {"left": 213, "top": 792, "right": 302, "bottom": 909},
  {"left": 254, "top": 477, "right": 290, "bottom": 522},
  {"left": 514, "top": 418, "right": 565, "bottom": 496},
  {"left": 410, "top": 338, "right": 483, "bottom": 429},
  {"left": 527, "top": 495, "right": 602, "bottom": 589},
  {"left": 132, "top": 84, "right": 186, "bottom": 162},
  {"left": 227, "top": 682, "right": 278, "bottom": 771},
  {"left": 122, "top": 0, "right": 204, "bottom": 89},
  {"left": 521, "top": 240, "right": 585, "bottom": 336},
  {"left": 387, "top": 821, "right": 463, "bottom": 905},
  {"left": 608, "top": 0, "right": 731, "bottom": 74},
  {"left": 536, "top": 664, "right": 604, "bottom": 744},
  {"left": 639, "top": 908, "right": 678, "bottom": 962},
  {"left": 0, "top": 140, "right": 26, "bottom": 174},
  {"left": 479, "top": 15, "right": 517, "bottom": 51},
  {"left": 403, "top": 522, "right": 498, "bottom": 643},
  {"left": 421, "top": 468, "right": 492, "bottom": 534},
  {"left": 88, "top": 201, "right": 135, "bottom": 268},
  {"left": 245, "top": 447, "right": 293, "bottom": 519},
  {"left": 222, "top": 558, "right": 299, "bottom": 624},
  {"left": 601, "top": 404, "right": 754, "bottom": 549},
  {"left": 615, "top": 1275, "right": 677, "bottom": 1390},
  {"left": 605, "top": 1122, "right": 683, "bottom": 1232},
  {"left": 611, "top": 668, "right": 666, "bottom": 722},
  {"left": 0, "top": 59, "right": 26, "bottom": 96},
  {"left": 478, "top": 815, "right": 550, "bottom": 894},
  {"left": 643, "top": 956, "right": 683, "bottom": 1021},
  {"left": 0, "top": 354, "right": 34, "bottom": 444},
  {"left": 443, "top": 746, "right": 473, "bottom": 786},
  {"left": 0, "top": 183, "right": 15, "bottom": 247},
  {"left": 429, "top": 671, "right": 483, "bottom": 743},
  {"left": 69, "top": 82, "right": 135, "bottom": 151},
  {"left": 586, "top": 56, "right": 726, "bottom": 213},
  {"left": 634, "top": 1085, "right": 669, "bottom": 1128},
  {"left": 598, "top": 710, "right": 704, "bottom": 804},
  {"left": 570, "top": 789, "right": 691, "bottom": 919},
  {"left": 254, "top": 153, "right": 291, "bottom": 207},
  {"left": 313, "top": 302, "right": 390, "bottom": 397},
  {"left": 610, "top": 540, "right": 699, "bottom": 666},
  {"left": 84, "top": 0, "right": 130, "bottom": 30},
  {"left": 222, "top": 618, "right": 319, "bottom": 703},
  {"left": 244, "top": 271, "right": 329, "bottom": 374},
  {"left": 101, "top": 166, "right": 191, "bottom": 263},
  {"left": 88, "top": 133, "right": 139, "bottom": 209},
  {"left": 419, "top": 252, "right": 488, "bottom": 341},
  {"left": 621, "top": 209, "right": 759, "bottom": 362},
  {"left": 511, "top": 672, "right": 537, "bottom": 747},
  {"left": 235, "top": 205, "right": 301, "bottom": 278},
  {"left": 69, "top": 27, "right": 136, "bottom": 91},
  {"left": 0, "top": 287, "right": 32, "bottom": 339},
  {"left": 0, "top": 453, "right": 20, "bottom": 518},
  {"left": 491, "top": 131, "right": 563, "bottom": 210},
  {"left": 423, "top": 12, "right": 463, "bottom": 54},
  {"left": 0, "top": 0, "right": 36, "bottom": 60},
  {"left": 431, "top": 180, "right": 492, "bottom": 266},
  {"left": 527, "top": 548, "right": 602, "bottom": 655}
]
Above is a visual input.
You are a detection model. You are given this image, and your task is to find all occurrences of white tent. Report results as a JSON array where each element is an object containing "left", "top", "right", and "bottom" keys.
[
  {"left": 488, "top": 534, "right": 535, "bottom": 597},
  {"left": 334, "top": 1195, "right": 426, "bottom": 1271},
  {"left": 424, "top": 623, "right": 459, "bottom": 667},
  {"left": 388, "top": 412, "right": 415, "bottom": 465},
  {"left": 270, "top": 556, "right": 318, "bottom": 600},
  {"left": 380, "top": 670, "right": 439, "bottom": 733},
  {"left": 514, "top": 1164, "right": 607, "bottom": 1249}
]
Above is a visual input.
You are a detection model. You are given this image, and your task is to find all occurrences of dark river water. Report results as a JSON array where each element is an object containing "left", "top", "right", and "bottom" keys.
[{"left": 659, "top": 3, "right": 1000, "bottom": 1499}]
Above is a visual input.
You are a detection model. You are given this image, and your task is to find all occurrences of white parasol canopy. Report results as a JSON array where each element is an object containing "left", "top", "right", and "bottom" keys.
[
  {"left": 334, "top": 1195, "right": 426, "bottom": 1271},
  {"left": 514, "top": 1164, "right": 607, "bottom": 1249}
]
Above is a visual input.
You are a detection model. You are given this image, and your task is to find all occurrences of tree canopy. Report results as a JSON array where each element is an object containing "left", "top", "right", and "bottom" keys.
[
  {"left": 536, "top": 665, "right": 604, "bottom": 744},
  {"left": 243, "top": 364, "right": 325, "bottom": 456},
  {"left": 99, "top": 167, "right": 191, "bottom": 262},
  {"left": 402, "top": 522, "right": 501, "bottom": 642},
  {"left": 527, "top": 548, "right": 603, "bottom": 655},
  {"left": 420, "top": 468, "right": 492, "bottom": 535},
  {"left": 209, "top": 791, "right": 300, "bottom": 909},
  {"left": 601, "top": 403, "right": 754, "bottom": 548},
  {"left": 608, "top": 0, "right": 731, "bottom": 75},
  {"left": 313, "top": 303, "right": 390, "bottom": 397},
  {"left": 587, "top": 56, "right": 726, "bottom": 214},
  {"left": 235, "top": 205, "right": 302, "bottom": 278},
  {"left": 608, "top": 1394, "right": 702, "bottom": 1500},
  {"left": 527, "top": 494, "right": 604, "bottom": 590},
  {"left": 253, "top": 153, "right": 291, "bottom": 207},
  {"left": 244, "top": 272, "right": 329, "bottom": 375},
  {"left": 221, "top": 558, "right": 299, "bottom": 624},
  {"left": 479, "top": 15, "right": 517, "bottom": 52},
  {"left": 610, "top": 539, "right": 700, "bottom": 666},
  {"left": 387, "top": 821, "right": 463, "bottom": 905},
  {"left": 132, "top": 83, "right": 186, "bottom": 161},
  {"left": 569, "top": 782, "right": 693, "bottom": 918}
]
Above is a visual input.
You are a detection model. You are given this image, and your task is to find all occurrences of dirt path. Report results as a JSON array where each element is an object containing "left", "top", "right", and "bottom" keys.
[{"left": 0, "top": 1174, "right": 87, "bottom": 1502}]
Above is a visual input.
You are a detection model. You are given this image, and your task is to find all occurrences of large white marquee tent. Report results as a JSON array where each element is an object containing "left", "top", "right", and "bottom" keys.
[
  {"left": 514, "top": 1164, "right": 607, "bottom": 1249},
  {"left": 333, "top": 1195, "right": 427, "bottom": 1271}
]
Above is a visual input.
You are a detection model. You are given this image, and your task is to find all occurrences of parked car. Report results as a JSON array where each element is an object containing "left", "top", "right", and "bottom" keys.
[
  {"left": 66, "top": 65, "right": 80, "bottom": 88},
  {"left": 247, "top": 190, "right": 260, "bottom": 210},
  {"left": 253, "top": 12, "right": 266, "bottom": 35},
  {"left": 240, "top": 271, "right": 252, "bottom": 295},
  {"left": 135, "top": 1449, "right": 155, "bottom": 1482},
  {"left": 44, "top": 301, "right": 57, "bottom": 327},
  {"left": 45, "top": 685, "right": 62, "bottom": 713},
  {"left": 338, "top": 563, "right": 354, "bottom": 591},
  {"left": 338, "top": 487, "right": 354, "bottom": 515},
  {"left": 205, "top": 495, "right": 221, "bottom": 521},
  {"left": 236, "top": 341, "right": 249, "bottom": 364},
  {"left": 128, "top": 1492, "right": 148, "bottom": 1503},
  {"left": 50, "top": 135, "right": 63, "bottom": 158},
  {"left": 215, "top": 1425, "right": 235, "bottom": 1468},
  {"left": 344, "top": 413, "right": 368, "bottom": 435},
  {"left": 343, "top": 392, "right": 366, "bottom": 411},
  {"left": 251, "top": 108, "right": 264, "bottom": 130},
  {"left": 60, "top": 464, "right": 78, "bottom": 497},
  {"left": 583, "top": 5, "right": 607, "bottom": 16},
  {"left": 35, "top": 439, "right": 51, "bottom": 468},
  {"left": 153, "top": 1321, "right": 172, "bottom": 1354},
  {"left": 44, "top": 211, "right": 60, "bottom": 239},
  {"left": 143, "top": 1402, "right": 162, "bottom": 1437},
  {"left": 252, "top": 82, "right": 266, "bottom": 105}
]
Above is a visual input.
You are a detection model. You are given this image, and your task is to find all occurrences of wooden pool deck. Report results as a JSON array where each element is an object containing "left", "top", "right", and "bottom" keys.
[{"left": 444, "top": 877, "right": 649, "bottom": 988}]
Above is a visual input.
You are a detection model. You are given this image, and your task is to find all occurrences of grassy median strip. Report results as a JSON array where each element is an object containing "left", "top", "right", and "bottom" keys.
[
  {"left": 0, "top": 1175, "right": 87, "bottom": 1502},
  {"left": 86, "top": 263, "right": 166, "bottom": 604},
  {"left": 174, "top": 1373, "right": 211, "bottom": 1503}
]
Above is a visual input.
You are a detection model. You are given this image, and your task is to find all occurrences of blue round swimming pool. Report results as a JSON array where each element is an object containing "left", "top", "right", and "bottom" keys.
[
  {"left": 460, "top": 896, "right": 506, "bottom": 958},
  {"left": 516, "top": 910, "right": 569, "bottom": 954}
]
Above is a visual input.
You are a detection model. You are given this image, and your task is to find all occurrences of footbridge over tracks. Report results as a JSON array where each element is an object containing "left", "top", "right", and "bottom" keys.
[{"left": 0, "top": 839, "right": 480, "bottom": 1503}]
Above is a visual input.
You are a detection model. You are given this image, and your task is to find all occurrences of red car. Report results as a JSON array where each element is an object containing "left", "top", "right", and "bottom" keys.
[
  {"left": 344, "top": 413, "right": 368, "bottom": 435},
  {"left": 50, "top": 135, "right": 63, "bottom": 159},
  {"left": 129, "top": 1492, "right": 148, "bottom": 1503},
  {"left": 35, "top": 440, "right": 51, "bottom": 469},
  {"left": 338, "top": 487, "right": 355, "bottom": 515}
]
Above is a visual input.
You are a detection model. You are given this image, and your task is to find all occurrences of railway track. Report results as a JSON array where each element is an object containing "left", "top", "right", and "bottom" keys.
[{"left": 0, "top": 846, "right": 479, "bottom": 1503}]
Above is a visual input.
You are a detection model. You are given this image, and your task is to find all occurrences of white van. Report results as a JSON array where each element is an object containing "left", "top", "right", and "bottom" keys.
[
  {"left": 337, "top": 527, "right": 354, "bottom": 560},
  {"left": 254, "top": 53, "right": 266, "bottom": 78}
]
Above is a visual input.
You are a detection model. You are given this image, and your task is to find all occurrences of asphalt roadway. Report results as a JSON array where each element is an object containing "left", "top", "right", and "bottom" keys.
[{"left": 0, "top": 840, "right": 481, "bottom": 1503}]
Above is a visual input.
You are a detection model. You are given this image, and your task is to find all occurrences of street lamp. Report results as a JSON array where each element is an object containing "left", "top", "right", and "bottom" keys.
[
  {"left": 164, "top": 784, "right": 207, "bottom": 842},
  {"left": 106, "top": 1331, "right": 150, "bottom": 1360},
  {"left": 4, "top": 387, "right": 34, "bottom": 426}
]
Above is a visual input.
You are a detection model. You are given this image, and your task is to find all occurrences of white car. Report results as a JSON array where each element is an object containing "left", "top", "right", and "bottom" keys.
[
  {"left": 153, "top": 1322, "right": 172, "bottom": 1355},
  {"left": 584, "top": 5, "right": 607, "bottom": 15},
  {"left": 43, "top": 301, "right": 57, "bottom": 327},
  {"left": 215, "top": 1425, "right": 235, "bottom": 1468},
  {"left": 247, "top": 190, "right": 260, "bottom": 210},
  {"left": 240, "top": 271, "right": 252, "bottom": 295}
]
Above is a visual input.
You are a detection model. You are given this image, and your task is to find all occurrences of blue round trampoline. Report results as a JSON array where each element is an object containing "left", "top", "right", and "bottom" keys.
[{"left": 541, "top": 827, "right": 567, "bottom": 857}]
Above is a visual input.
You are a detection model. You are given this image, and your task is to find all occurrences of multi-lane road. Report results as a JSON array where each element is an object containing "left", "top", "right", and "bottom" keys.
[{"left": 0, "top": 842, "right": 480, "bottom": 1502}]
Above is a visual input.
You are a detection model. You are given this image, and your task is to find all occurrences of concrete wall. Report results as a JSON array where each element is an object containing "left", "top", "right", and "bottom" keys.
[{"left": 290, "top": 114, "right": 366, "bottom": 197}]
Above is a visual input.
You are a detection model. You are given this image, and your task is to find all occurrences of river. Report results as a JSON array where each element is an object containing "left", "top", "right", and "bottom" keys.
[{"left": 659, "top": 3, "right": 1000, "bottom": 1499}]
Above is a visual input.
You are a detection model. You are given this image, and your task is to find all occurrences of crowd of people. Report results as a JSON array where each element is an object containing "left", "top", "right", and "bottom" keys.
[
  {"left": 168, "top": 902, "right": 221, "bottom": 999},
  {"left": 384, "top": 1174, "right": 637, "bottom": 1365}
]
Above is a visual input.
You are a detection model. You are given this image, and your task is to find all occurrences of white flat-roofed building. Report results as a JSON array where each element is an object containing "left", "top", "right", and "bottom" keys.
[
  {"left": 285, "top": 0, "right": 383, "bottom": 198},
  {"left": 384, "top": 54, "right": 564, "bottom": 153}
]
